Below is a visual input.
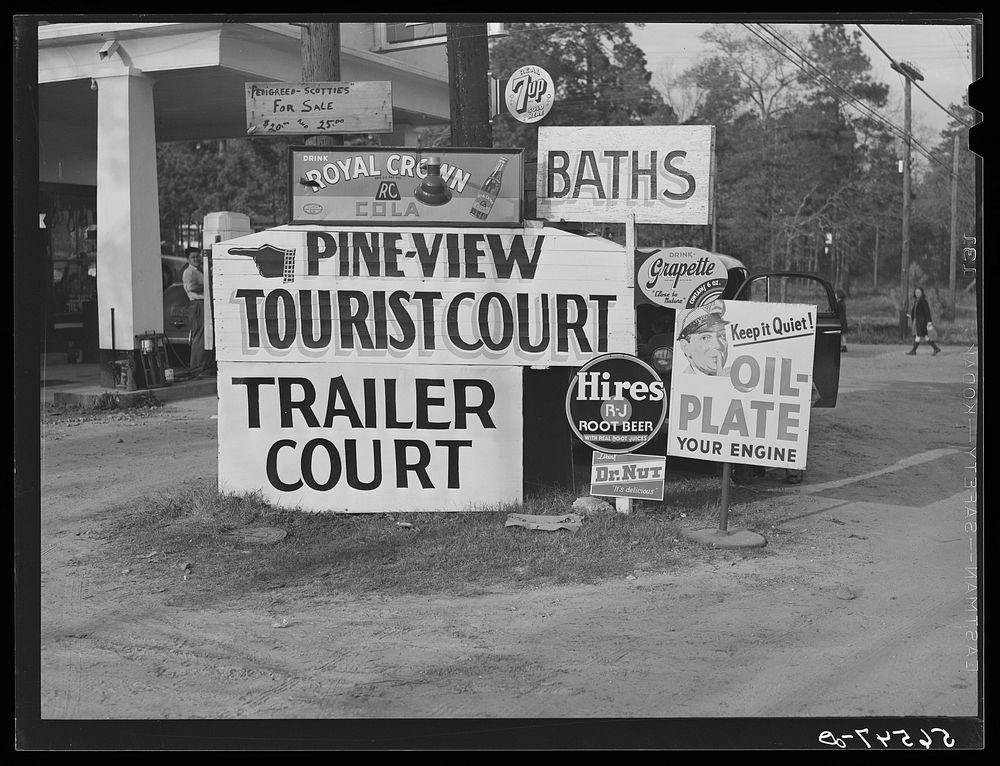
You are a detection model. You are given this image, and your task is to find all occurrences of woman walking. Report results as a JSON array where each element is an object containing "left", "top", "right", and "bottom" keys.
[
  {"left": 906, "top": 287, "right": 941, "bottom": 355},
  {"left": 835, "top": 289, "right": 849, "bottom": 353}
]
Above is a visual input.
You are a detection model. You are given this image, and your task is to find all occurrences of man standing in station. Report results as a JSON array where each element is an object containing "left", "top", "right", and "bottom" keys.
[{"left": 182, "top": 246, "right": 208, "bottom": 375}]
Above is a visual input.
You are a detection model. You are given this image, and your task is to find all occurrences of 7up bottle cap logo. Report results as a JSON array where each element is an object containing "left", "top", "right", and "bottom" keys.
[{"left": 505, "top": 65, "right": 555, "bottom": 124}]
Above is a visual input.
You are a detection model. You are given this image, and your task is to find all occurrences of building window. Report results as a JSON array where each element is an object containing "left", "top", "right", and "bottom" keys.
[{"left": 372, "top": 22, "right": 507, "bottom": 52}]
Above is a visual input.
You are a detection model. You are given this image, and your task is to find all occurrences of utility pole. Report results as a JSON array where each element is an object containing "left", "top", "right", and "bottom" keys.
[
  {"left": 948, "top": 133, "right": 960, "bottom": 319},
  {"left": 873, "top": 224, "right": 880, "bottom": 292},
  {"left": 892, "top": 59, "right": 923, "bottom": 338},
  {"left": 301, "top": 22, "right": 343, "bottom": 148},
  {"left": 446, "top": 23, "right": 492, "bottom": 147}
]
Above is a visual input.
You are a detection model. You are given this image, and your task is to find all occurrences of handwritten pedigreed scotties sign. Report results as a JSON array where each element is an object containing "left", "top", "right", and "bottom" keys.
[
  {"left": 536, "top": 126, "right": 715, "bottom": 225},
  {"left": 245, "top": 82, "right": 393, "bottom": 135},
  {"left": 667, "top": 300, "right": 817, "bottom": 470},
  {"left": 213, "top": 226, "right": 634, "bottom": 512}
]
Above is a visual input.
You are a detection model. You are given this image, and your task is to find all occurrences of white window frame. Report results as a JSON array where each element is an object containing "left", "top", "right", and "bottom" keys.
[{"left": 371, "top": 22, "right": 507, "bottom": 52}]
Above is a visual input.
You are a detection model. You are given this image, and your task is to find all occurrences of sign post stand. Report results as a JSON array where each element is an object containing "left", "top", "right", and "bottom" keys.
[
  {"left": 718, "top": 462, "right": 732, "bottom": 532},
  {"left": 681, "top": 461, "right": 764, "bottom": 547},
  {"left": 668, "top": 299, "right": 820, "bottom": 550},
  {"left": 616, "top": 211, "right": 637, "bottom": 516}
]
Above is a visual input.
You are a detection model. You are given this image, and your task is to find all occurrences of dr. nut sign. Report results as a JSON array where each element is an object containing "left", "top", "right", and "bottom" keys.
[{"left": 213, "top": 225, "right": 635, "bottom": 512}]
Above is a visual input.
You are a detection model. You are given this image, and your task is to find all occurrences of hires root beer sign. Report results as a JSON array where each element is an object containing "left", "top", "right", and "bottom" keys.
[
  {"left": 565, "top": 354, "right": 667, "bottom": 454},
  {"left": 213, "top": 225, "right": 635, "bottom": 512}
]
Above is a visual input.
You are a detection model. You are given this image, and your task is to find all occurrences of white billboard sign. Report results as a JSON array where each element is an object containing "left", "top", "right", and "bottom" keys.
[
  {"left": 212, "top": 226, "right": 634, "bottom": 367},
  {"left": 212, "top": 224, "right": 636, "bottom": 512},
  {"left": 218, "top": 361, "right": 522, "bottom": 512},
  {"left": 536, "top": 126, "right": 715, "bottom": 225},
  {"left": 667, "top": 300, "right": 817, "bottom": 470}
]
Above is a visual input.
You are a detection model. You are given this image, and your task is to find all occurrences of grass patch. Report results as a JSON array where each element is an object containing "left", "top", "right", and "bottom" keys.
[
  {"left": 843, "top": 289, "right": 978, "bottom": 345},
  {"left": 92, "top": 390, "right": 162, "bottom": 410},
  {"left": 42, "top": 392, "right": 163, "bottom": 423},
  {"left": 95, "top": 469, "right": 781, "bottom": 603}
]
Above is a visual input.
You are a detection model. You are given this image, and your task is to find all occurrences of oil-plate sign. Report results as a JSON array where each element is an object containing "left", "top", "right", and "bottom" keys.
[
  {"left": 212, "top": 225, "right": 634, "bottom": 512},
  {"left": 536, "top": 126, "right": 715, "bottom": 225}
]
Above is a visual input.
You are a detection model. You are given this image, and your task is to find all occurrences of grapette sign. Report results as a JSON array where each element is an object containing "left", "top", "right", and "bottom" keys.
[
  {"left": 635, "top": 247, "right": 729, "bottom": 309},
  {"left": 213, "top": 225, "right": 635, "bottom": 512},
  {"left": 536, "top": 126, "right": 715, "bottom": 225},
  {"left": 667, "top": 300, "right": 817, "bottom": 470}
]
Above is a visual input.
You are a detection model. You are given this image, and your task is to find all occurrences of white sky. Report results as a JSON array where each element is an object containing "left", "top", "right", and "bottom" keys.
[{"left": 628, "top": 21, "right": 976, "bottom": 142}]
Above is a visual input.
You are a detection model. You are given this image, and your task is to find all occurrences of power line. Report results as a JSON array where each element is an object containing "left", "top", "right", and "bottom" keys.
[
  {"left": 745, "top": 23, "right": 974, "bottom": 198},
  {"left": 856, "top": 24, "right": 974, "bottom": 129},
  {"left": 759, "top": 23, "right": 975, "bottom": 198}
]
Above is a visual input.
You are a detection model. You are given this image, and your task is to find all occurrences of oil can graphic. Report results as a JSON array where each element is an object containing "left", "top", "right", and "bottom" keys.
[{"left": 413, "top": 156, "right": 452, "bottom": 206}]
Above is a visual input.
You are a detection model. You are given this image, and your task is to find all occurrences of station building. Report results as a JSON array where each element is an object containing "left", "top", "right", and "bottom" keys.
[{"left": 37, "top": 20, "right": 454, "bottom": 378}]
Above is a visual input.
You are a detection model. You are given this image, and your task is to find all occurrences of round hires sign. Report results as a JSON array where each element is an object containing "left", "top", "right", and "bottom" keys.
[{"left": 566, "top": 354, "right": 668, "bottom": 453}]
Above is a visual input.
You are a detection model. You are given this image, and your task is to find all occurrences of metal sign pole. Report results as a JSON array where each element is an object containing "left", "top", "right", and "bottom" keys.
[
  {"left": 616, "top": 210, "right": 638, "bottom": 515},
  {"left": 718, "top": 462, "right": 732, "bottom": 532}
]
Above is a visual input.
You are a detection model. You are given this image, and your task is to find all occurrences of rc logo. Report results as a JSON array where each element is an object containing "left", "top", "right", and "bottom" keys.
[{"left": 375, "top": 181, "right": 402, "bottom": 201}]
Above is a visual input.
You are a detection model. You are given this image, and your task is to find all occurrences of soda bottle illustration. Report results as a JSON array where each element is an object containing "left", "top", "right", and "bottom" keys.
[{"left": 469, "top": 157, "right": 508, "bottom": 220}]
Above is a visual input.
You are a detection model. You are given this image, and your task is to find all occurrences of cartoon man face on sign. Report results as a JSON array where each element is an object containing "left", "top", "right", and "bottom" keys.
[{"left": 678, "top": 300, "right": 730, "bottom": 376}]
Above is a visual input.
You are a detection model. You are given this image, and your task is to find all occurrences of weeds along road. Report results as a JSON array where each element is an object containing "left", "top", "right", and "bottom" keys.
[{"left": 37, "top": 344, "right": 979, "bottom": 726}]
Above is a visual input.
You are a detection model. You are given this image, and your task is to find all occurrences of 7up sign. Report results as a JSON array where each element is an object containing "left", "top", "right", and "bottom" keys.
[{"left": 505, "top": 65, "right": 555, "bottom": 124}]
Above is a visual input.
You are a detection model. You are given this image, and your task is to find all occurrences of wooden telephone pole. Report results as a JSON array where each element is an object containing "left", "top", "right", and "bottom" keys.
[
  {"left": 301, "top": 22, "right": 344, "bottom": 148},
  {"left": 892, "top": 59, "right": 923, "bottom": 338},
  {"left": 446, "top": 23, "right": 492, "bottom": 148},
  {"left": 948, "top": 134, "right": 960, "bottom": 319}
]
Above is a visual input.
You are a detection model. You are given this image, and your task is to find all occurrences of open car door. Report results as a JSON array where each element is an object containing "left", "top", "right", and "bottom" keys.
[{"left": 733, "top": 272, "right": 842, "bottom": 408}]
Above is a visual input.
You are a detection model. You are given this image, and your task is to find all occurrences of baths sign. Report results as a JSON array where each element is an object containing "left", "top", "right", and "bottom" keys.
[{"left": 536, "top": 125, "right": 715, "bottom": 225}]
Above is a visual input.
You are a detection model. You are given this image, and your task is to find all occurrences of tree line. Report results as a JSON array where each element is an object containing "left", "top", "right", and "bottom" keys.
[{"left": 157, "top": 22, "right": 976, "bottom": 303}]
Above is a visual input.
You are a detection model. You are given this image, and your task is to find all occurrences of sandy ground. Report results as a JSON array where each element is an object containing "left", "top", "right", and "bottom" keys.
[{"left": 34, "top": 344, "right": 980, "bottom": 742}]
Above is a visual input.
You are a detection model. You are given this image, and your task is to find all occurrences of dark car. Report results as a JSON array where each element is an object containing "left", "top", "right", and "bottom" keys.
[
  {"left": 162, "top": 281, "right": 193, "bottom": 351},
  {"left": 637, "top": 268, "right": 842, "bottom": 409},
  {"left": 572, "top": 258, "right": 843, "bottom": 471},
  {"left": 161, "top": 254, "right": 188, "bottom": 290}
]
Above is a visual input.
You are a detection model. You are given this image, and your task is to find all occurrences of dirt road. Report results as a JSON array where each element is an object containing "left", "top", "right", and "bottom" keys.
[{"left": 35, "top": 344, "right": 980, "bottom": 739}]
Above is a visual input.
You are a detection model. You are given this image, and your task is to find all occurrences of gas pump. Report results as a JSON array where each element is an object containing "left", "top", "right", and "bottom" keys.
[{"left": 201, "top": 212, "right": 251, "bottom": 353}]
